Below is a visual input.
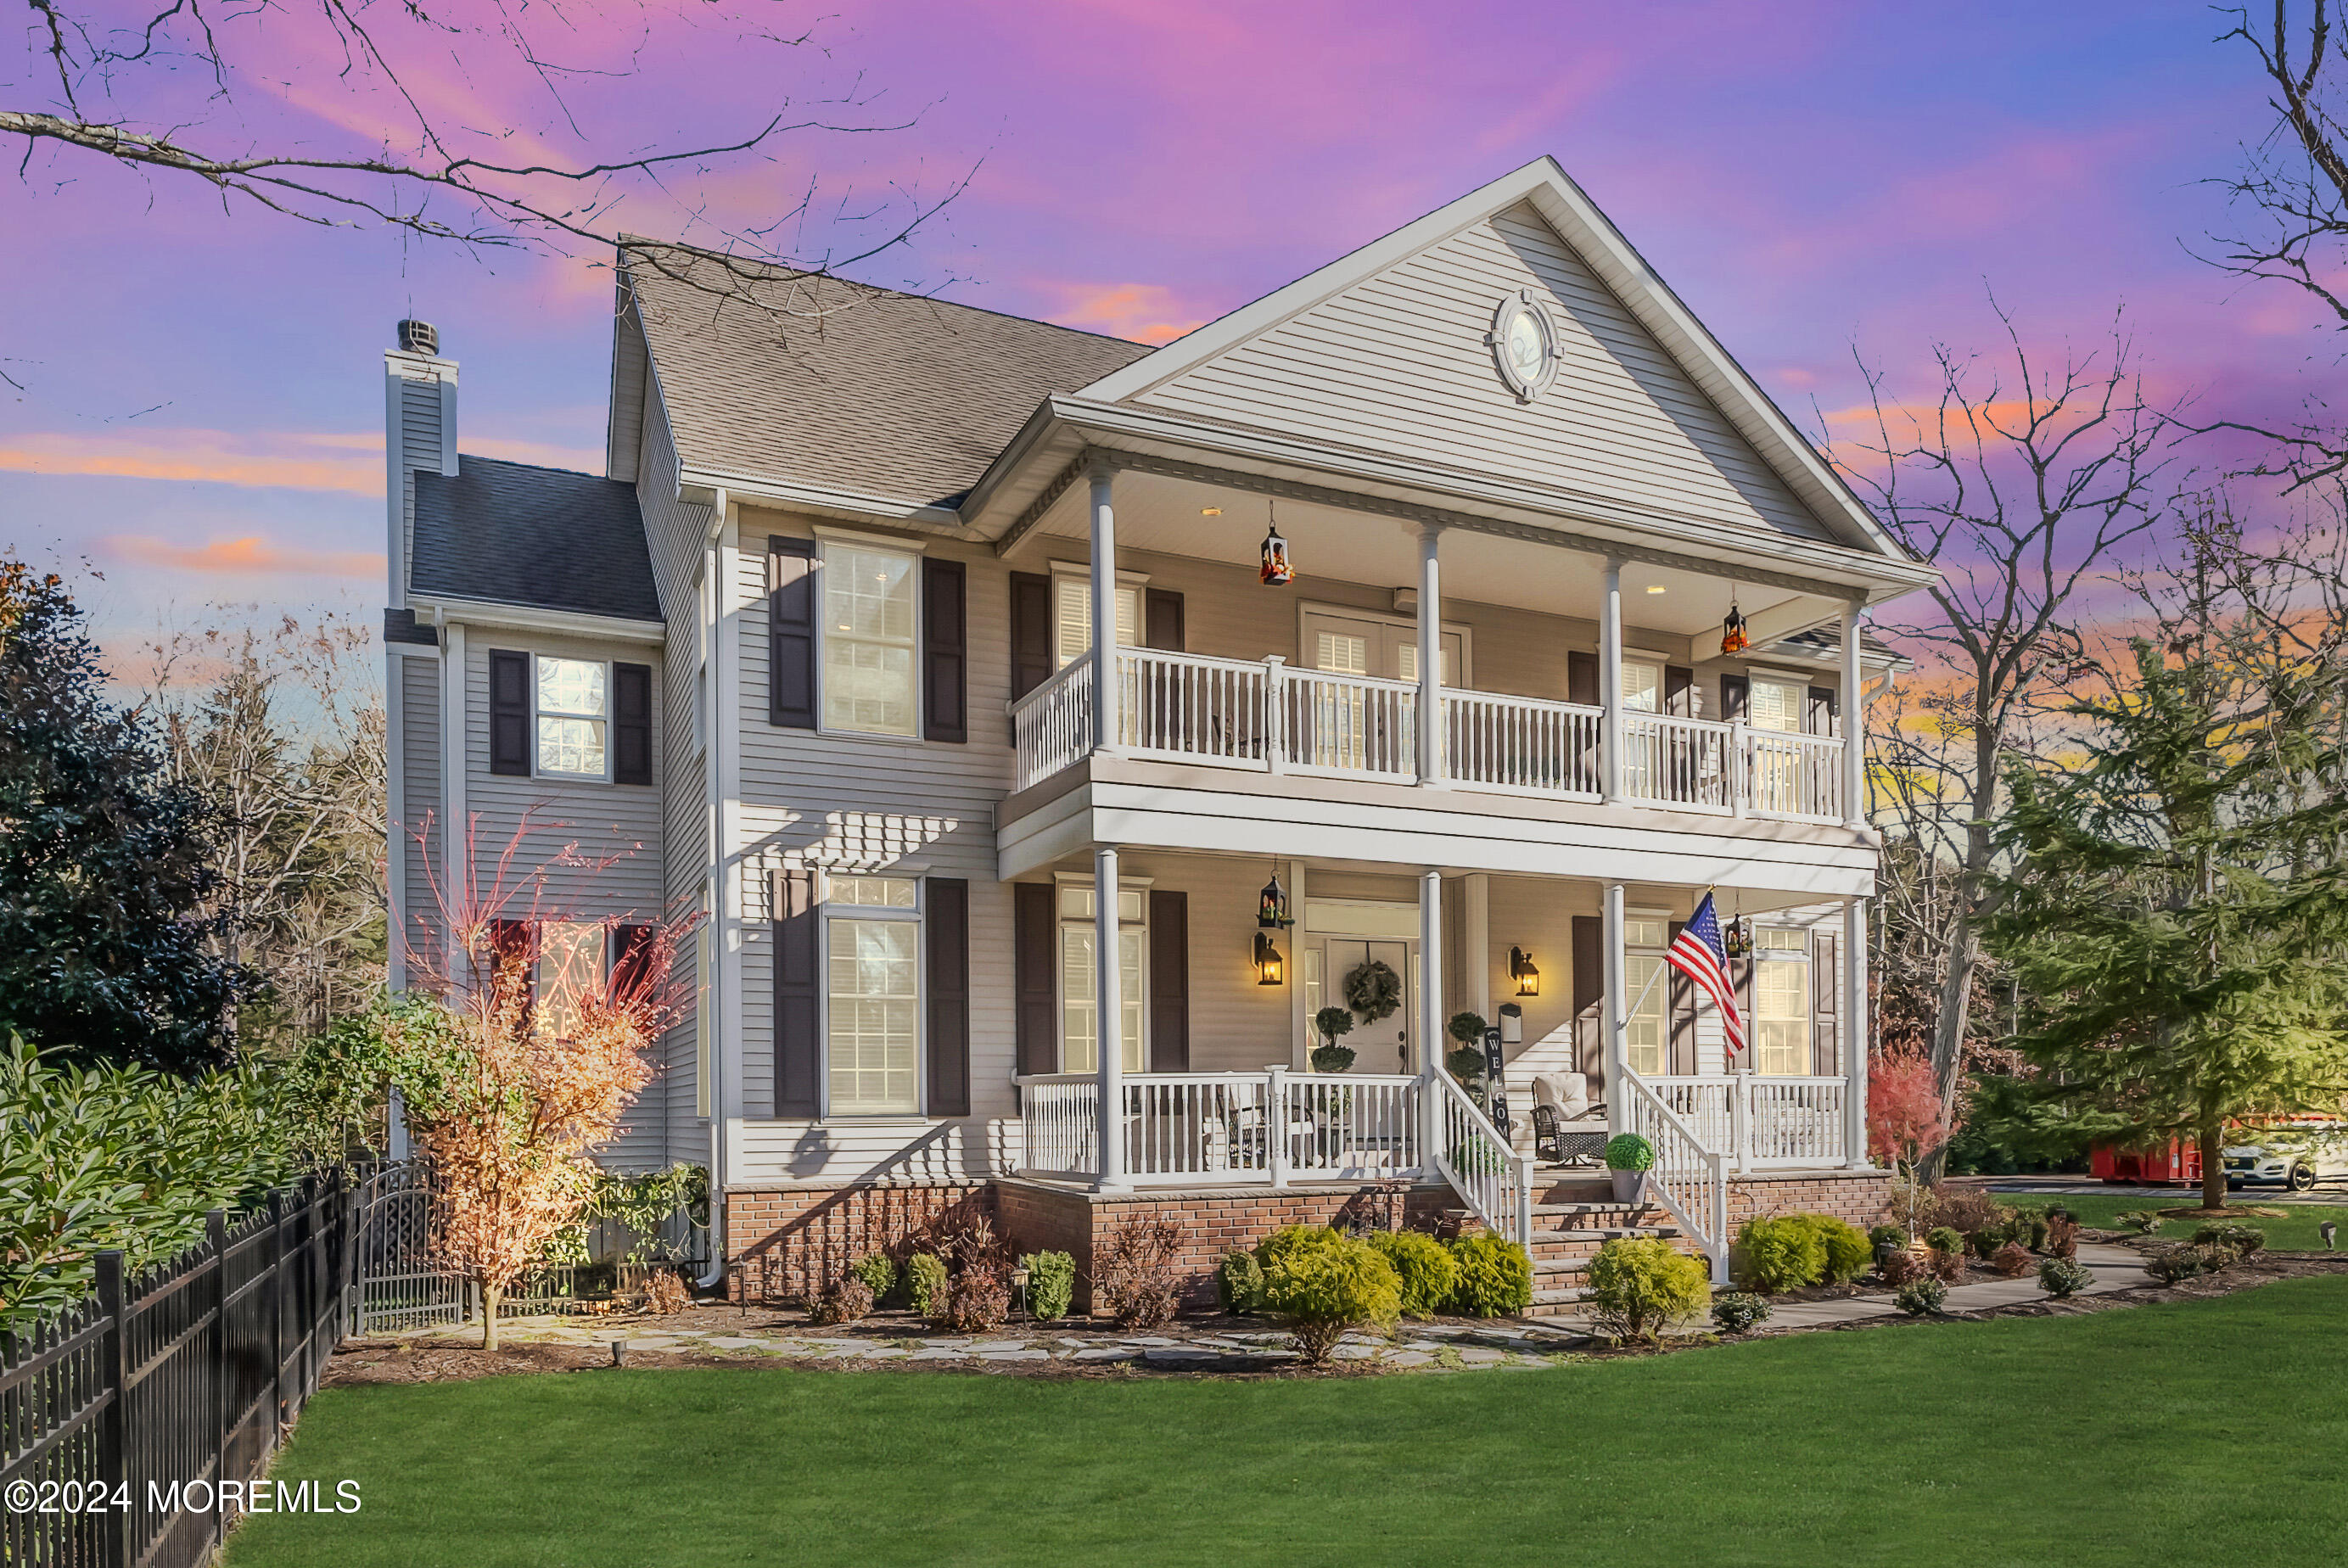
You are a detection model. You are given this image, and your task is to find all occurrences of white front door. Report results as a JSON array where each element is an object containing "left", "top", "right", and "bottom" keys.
[{"left": 1310, "top": 937, "right": 1415, "bottom": 1073}]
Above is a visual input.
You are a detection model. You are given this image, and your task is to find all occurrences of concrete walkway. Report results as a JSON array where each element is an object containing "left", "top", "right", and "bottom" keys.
[{"left": 1756, "top": 1244, "right": 2156, "bottom": 1330}]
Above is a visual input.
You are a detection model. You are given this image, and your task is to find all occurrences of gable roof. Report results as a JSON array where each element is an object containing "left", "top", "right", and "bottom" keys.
[
  {"left": 411, "top": 456, "right": 659, "bottom": 622},
  {"left": 622, "top": 244, "right": 1154, "bottom": 510},
  {"left": 1074, "top": 158, "right": 1908, "bottom": 563}
]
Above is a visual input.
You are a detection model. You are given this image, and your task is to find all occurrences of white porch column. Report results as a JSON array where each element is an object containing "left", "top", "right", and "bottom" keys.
[
  {"left": 1096, "top": 846, "right": 1127, "bottom": 1191},
  {"left": 1845, "top": 895, "right": 1871, "bottom": 1168},
  {"left": 1089, "top": 456, "right": 1120, "bottom": 758},
  {"left": 1603, "top": 880, "right": 1628, "bottom": 1136},
  {"left": 1418, "top": 868, "right": 1445, "bottom": 1168},
  {"left": 1841, "top": 599, "right": 1865, "bottom": 828},
  {"left": 1600, "top": 557, "right": 1625, "bottom": 804},
  {"left": 1415, "top": 523, "right": 1444, "bottom": 787}
]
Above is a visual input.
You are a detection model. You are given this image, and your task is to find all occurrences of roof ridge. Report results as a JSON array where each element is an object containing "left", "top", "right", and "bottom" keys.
[{"left": 441, "top": 451, "right": 625, "bottom": 484}]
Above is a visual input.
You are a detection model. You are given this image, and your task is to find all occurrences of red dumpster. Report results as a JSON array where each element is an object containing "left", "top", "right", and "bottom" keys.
[{"left": 2091, "top": 1139, "right": 2203, "bottom": 1185}]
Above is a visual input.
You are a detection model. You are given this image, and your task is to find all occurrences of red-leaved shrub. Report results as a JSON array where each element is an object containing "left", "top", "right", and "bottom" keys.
[
  {"left": 1877, "top": 1248, "right": 1926, "bottom": 1286},
  {"left": 2047, "top": 1215, "right": 2080, "bottom": 1260},
  {"left": 1990, "top": 1241, "right": 2034, "bottom": 1278},
  {"left": 1096, "top": 1217, "right": 1185, "bottom": 1329}
]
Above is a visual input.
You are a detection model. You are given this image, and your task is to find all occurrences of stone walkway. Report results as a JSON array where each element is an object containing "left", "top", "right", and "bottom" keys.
[{"left": 1750, "top": 1244, "right": 2157, "bottom": 1330}]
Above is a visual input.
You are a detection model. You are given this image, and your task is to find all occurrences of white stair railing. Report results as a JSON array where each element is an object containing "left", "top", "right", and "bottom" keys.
[
  {"left": 1008, "top": 659, "right": 1094, "bottom": 791},
  {"left": 1618, "top": 1071, "right": 1730, "bottom": 1283},
  {"left": 1429, "top": 1070, "right": 1533, "bottom": 1249}
]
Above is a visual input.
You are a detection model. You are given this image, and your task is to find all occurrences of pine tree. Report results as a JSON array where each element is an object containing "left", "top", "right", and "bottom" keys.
[
  {"left": 1983, "top": 634, "right": 2348, "bottom": 1210},
  {"left": 0, "top": 561, "right": 247, "bottom": 1070}
]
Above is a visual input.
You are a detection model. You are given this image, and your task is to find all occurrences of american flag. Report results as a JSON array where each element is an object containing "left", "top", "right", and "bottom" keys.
[{"left": 1669, "top": 893, "right": 1746, "bottom": 1061}]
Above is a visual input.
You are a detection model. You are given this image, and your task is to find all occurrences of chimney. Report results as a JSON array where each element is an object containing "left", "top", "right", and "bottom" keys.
[{"left": 384, "top": 319, "right": 457, "bottom": 613}]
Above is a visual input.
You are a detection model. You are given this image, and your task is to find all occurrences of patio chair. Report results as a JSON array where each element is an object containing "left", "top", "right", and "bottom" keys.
[{"left": 1531, "top": 1072, "right": 1608, "bottom": 1167}]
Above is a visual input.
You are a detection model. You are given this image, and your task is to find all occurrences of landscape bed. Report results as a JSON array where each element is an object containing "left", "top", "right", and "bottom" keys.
[{"left": 226, "top": 1274, "right": 2348, "bottom": 1568}]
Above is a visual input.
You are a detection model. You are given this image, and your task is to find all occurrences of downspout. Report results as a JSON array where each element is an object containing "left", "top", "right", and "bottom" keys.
[{"left": 698, "top": 488, "right": 731, "bottom": 1291}]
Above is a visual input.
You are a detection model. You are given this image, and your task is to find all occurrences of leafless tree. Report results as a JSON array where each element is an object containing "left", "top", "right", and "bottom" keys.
[{"left": 1835, "top": 303, "right": 2176, "bottom": 1172}]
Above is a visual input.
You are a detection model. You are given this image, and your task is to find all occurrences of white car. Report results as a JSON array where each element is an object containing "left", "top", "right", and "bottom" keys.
[{"left": 2224, "top": 1137, "right": 2348, "bottom": 1191}]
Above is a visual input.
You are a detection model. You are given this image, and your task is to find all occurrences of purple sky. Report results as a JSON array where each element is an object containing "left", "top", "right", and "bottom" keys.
[{"left": 0, "top": 1, "right": 2317, "bottom": 660}]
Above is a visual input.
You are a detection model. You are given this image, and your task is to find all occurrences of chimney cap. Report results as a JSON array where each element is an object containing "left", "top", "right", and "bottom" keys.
[{"left": 396, "top": 319, "right": 440, "bottom": 356}]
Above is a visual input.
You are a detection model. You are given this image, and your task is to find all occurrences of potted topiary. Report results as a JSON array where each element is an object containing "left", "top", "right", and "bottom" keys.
[
  {"left": 1603, "top": 1133, "right": 1655, "bottom": 1203},
  {"left": 1309, "top": 1006, "right": 1356, "bottom": 1073}
]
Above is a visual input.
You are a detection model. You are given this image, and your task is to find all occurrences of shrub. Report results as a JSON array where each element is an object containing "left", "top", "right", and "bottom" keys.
[
  {"left": 2037, "top": 1257, "right": 2093, "bottom": 1297},
  {"left": 2150, "top": 1243, "right": 2229, "bottom": 1284},
  {"left": 1216, "top": 1250, "right": 1264, "bottom": 1313},
  {"left": 1989, "top": 1241, "right": 2035, "bottom": 1278},
  {"left": 1447, "top": 1234, "right": 1535, "bottom": 1317},
  {"left": 1735, "top": 1217, "right": 1825, "bottom": 1293},
  {"left": 905, "top": 1252, "right": 949, "bottom": 1319},
  {"left": 2113, "top": 1209, "right": 2163, "bottom": 1235},
  {"left": 2004, "top": 1205, "right": 2052, "bottom": 1251},
  {"left": 1894, "top": 1277, "right": 1947, "bottom": 1316},
  {"left": 641, "top": 1268, "right": 689, "bottom": 1315},
  {"left": 1445, "top": 1046, "right": 1488, "bottom": 1083},
  {"left": 1877, "top": 1248, "right": 1927, "bottom": 1286},
  {"left": 932, "top": 1218, "right": 1015, "bottom": 1332},
  {"left": 849, "top": 1252, "right": 898, "bottom": 1303},
  {"left": 1096, "top": 1216, "right": 1185, "bottom": 1330},
  {"left": 1790, "top": 1214, "right": 1872, "bottom": 1284},
  {"left": 1965, "top": 1229, "right": 2003, "bottom": 1260},
  {"left": 1308, "top": 1045, "right": 1357, "bottom": 1074},
  {"left": 2193, "top": 1223, "right": 2267, "bottom": 1257},
  {"left": 2046, "top": 1215, "right": 2080, "bottom": 1260},
  {"left": 1446, "top": 1134, "right": 1510, "bottom": 1177},
  {"left": 1868, "top": 1224, "right": 1909, "bottom": 1252},
  {"left": 808, "top": 1274, "right": 872, "bottom": 1325},
  {"left": 1711, "top": 1291, "right": 1773, "bottom": 1335},
  {"left": 1257, "top": 1228, "right": 1400, "bottom": 1364},
  {"left": 1922, "top": 1184, "right": 2001, "bottom": 1236},
  {"left": 1587, "top": 1237, "right": 1711, "bottom": 1345},
  {"left": 1367, "top": 1229, "right": 1459, "bottom": 1319},
  {"left": 1020, "top": 1252, "right": 1076, "bottom": 1322},
  {"left": 1924, "top": 1225, "right": 1964, "bottom": 1257},
  {"left": 1604, "top": 1134, "right": 1656, "bottom": 1172},
  {"left": 1927, "top": 1246, "right": 1968, "bottom": 1285}
]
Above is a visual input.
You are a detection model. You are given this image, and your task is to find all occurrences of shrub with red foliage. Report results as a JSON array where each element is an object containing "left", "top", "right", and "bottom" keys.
[
  {"left": 2047, "top": 1215, "right": 2080, "bottom": 1260},
  {"left": 1869, "top": 1048, "right": 1956, "bottom": 1174},
  {"left": 1096, "top": 1217, "right": 1185, "bottom": 1329},
  {"left": 1877, "top": 1249, "right": 1927, "bottom": 1286},
  {"left": 1928, "top": 1247, "right": 1968, "bottom": 1285},
  {"left": 1990, "top": 1242, "right": 2034, "bottom": 1278}
]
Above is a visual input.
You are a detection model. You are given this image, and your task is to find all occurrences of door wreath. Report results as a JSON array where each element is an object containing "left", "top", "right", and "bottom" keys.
[{"left": 1342, "top": 960, "right": 1404, "bottom": 1022}]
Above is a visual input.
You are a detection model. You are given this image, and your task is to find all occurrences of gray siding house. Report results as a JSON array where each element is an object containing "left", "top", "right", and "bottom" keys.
[{"left": 383, "top": 158, "right": 1930, "bottom": 1308}]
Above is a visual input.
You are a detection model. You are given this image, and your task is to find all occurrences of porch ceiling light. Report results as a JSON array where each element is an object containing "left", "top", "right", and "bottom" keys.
[
  {"left": 1721, "top": 598, "right": 1751, "bottom": 655},
  {"left": 1201, "top": 506, "right": 1223, "bottom": 516},
  {"left": 1254, "top": 931, "right": 1286, "bottom": 987},
  {"left": 1644, "top": 584, "right": 1667, "bottom": 595},
  {"left": 1510, "top": 946, "right": 1541, "bottom": 997},
  {"left": 1260, "top": 500, "right": 1294, "bottom": 586}
]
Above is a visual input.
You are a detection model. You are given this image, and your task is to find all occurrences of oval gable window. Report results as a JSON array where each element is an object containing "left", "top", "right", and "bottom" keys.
[{"left": 1487, "top": 289, "right": 1559, "bottom": 402}]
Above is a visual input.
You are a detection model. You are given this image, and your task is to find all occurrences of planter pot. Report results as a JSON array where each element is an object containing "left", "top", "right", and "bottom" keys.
[{"left": 1611, "top": 1168, "right": 1645, "bottom": 1204}]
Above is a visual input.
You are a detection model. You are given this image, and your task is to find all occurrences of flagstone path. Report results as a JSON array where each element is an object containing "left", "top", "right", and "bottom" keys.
[{"left": 1741, "top": 1243, "right": 2158, "bottom": 1330}]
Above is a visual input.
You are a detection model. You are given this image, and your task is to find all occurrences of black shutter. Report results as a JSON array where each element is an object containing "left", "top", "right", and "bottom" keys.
[
  {"left": 1730, "top": 953, "right": 1757, "bottom": 1072},
  {"left": 922, "top": 558, "right": 967, "bottom": 744},
  {"left": 1148, "top": 890, "right": 1188, "bottom": 1071},
  {"left": 1009, "top": 571, "right": 1054, "bottom": 703},
  {"left": 768, "top": 536, "right": 817, "bottom": 730},
  {"left": 610, "top": 923, "right": 653, "bottom": 993},
  {"left": 488, "top": 919, "right": 536, "bottom": 1018},
  {"left": 772, "top": 869, "right": 819, "bottom": 1116},
  {"left": 613, "top": 662, "right": 653, "bottom": 784},
  {"left": 490, "top": 650, "right": 530, "bottom": 775},
  {"left": 1014, "top": 882, "right": 1057, "bottom": 1076},
  {"left": 1813, "top": 931, "right": 1840, "bottom": 1078},
  {"left": 1566, "top": 650, "right": 1600, "bottom": 707},
  {"left": 926, "top": 878, "right": 971, "bottom": 1116},
  {"left": 1145, "top": 588, "right": 1185, "bottom": 652},
  {"left": 1664, "top": 665, "right": 1695, "bottom": 718},
  {"left": 1571, "top": 914, "right": 1604, "bottom": 1078},
  {"left": 1667, "top": 919, "right": 1698, "bottom": 1074},
  {"left": 1807, "top": 685, "right": 1839, "bottom": 737},
  {"left": 1719, "top": 674, "right": 1750, "bottom": 723}
]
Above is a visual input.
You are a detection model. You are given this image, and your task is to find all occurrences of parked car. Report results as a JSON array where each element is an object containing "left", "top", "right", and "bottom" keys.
[{"left": 2225, "top": 1135, "right": 2348, "bottom": 1191}]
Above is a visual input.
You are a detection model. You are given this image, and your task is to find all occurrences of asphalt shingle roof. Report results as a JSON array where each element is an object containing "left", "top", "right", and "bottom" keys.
[
  {"left": 625, "top": 244, "right": 1155, "bottom": 507},
  {"left": 411, "top": 456, "right": 659, "bottom": 621}
]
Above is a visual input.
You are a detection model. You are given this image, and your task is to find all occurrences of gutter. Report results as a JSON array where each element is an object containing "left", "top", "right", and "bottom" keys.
[{"left": 697, "top": 485, "right": 731, "bottom": 1293}]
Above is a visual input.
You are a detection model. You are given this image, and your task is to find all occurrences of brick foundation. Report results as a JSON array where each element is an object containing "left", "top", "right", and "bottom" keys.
[
  {"left": 726, "top": 1181, "right": 994, "bottom": 1302},
  {"left": 1726, "top": 1169, "right": 1894, "bottom": 1230}
]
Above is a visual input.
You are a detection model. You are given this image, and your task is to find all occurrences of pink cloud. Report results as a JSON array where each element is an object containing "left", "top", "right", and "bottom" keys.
[
  {"left": 0, "top": 428, "right": 602, "bottom": 494},
  {"left": 1031, "top": 281, "right": 1208, "bottom": 344},
  {"left": 105, "top": 534, "right": 384, "bottom": 579}
]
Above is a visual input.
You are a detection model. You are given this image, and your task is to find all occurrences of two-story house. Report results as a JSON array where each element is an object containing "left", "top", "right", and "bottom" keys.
[{"left": 382, "top": 157, "right": 1930, "bottom": 1313}]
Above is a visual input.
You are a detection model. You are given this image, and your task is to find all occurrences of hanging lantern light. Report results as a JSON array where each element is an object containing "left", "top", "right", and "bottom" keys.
[
  {"left": 1258, "top": 866, "right": 1292, "bottom": 928},
  {"left": 1509, "top": 946, "right": 1541, "bottom": 998},
  {"left": 1723, "top": 916, "right": 1751, "bottom": 960},
  {"left": 1720, "top": 597, "right": 1750, "bottom": 655},
  {"left": 1253, "top": 931, "right": 1286, "bottom": 986},
  {"left": 1259, "top": 499, "right": 1294, "bottom": 586}
]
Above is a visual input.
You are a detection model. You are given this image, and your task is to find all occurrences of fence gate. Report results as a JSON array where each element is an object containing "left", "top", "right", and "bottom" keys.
[{"left": 350, "top": 1164, "right": 466, "bottom": 1336}]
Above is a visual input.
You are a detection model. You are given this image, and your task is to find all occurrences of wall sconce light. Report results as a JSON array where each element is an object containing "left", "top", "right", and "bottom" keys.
[
  {"left": 1259, "top": 500, "right": 1294, "bottom": 586},
  {"left": 1509, "top": 946, "right": 1540, "bottom": 997},
  {"left": 1720, "top": 599, "right": 1750, "bottom": 655},
  {"left": 1254, "top": 931, "right": 1286, "bottom": 987},
  {"left": 1258, "top": 866, "right": 1292, "bottom": 928}
]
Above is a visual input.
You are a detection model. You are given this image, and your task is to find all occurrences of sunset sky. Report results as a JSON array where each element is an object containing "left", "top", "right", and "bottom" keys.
[{"left": 0, "top": 1, "right": 2323, "bottom": 661}]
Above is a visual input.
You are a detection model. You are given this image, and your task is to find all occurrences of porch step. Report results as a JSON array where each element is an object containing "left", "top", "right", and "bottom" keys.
[
  {"left": 1532, "top": 1201, "right": 1656, "bottom": 1221},
  {"left": 1529, "top": 1224, "right": 1679, "bottom": 1247}
]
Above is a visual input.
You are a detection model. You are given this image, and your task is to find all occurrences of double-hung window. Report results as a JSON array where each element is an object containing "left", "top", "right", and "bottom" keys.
[
  {"left": 821, "top": 540, "right": 919, "bottom": 736},
  {"left": 1620, "top": 916, "right": 1669, "bottom": 1077},
  {"left": 1752, "top": 927, "right": 1812, "bottom": 1076},
  {"left": 824, "top": 875, "right": 921, "bottom": 1114},
  {"left": 536, "top": 658, "right": 610, "bottom": 779},
  {"left": 1058, "top": 882, "right": 1145, "bottom": 1072},
  {"left": 530, "top": 921, "right": 606, "bottom": 1040}
]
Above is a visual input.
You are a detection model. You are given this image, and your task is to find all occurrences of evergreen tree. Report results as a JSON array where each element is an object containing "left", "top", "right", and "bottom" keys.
[
  {"left": 0, "top": 561, "right": 246, "bottom": 1070},
  {"left": 1983, "top": 636, "right": 2348, "bottom": 1210}
]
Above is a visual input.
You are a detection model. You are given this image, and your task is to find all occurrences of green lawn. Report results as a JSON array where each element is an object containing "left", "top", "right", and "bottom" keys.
[
  {"left": 226, "top": 1279, "right": 2348, "bottom": 1568},
  {"left": 2018, "top": 1190, "right": 2348, "bottom": 1248}
]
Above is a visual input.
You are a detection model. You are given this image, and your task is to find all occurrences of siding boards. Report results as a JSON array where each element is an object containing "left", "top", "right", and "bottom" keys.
[
  {"left": 395, "top": 652, "right": 442, "bottom": 965},
  {"left": 1135, "top": 203, "right": 1828, "bottom": 541}
]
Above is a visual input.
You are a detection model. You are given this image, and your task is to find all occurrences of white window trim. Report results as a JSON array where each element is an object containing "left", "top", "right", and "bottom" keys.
[
  {"left": 531, "top": 653, "right": 614, "bottom": 783},
  {"left": 815, "top": 537, "right": 924, "bottom": 744},
  {"left": 1296, "top": 600, "right": 1473, "bottom": 686},
  {"left": 812, "top": 523, "right": 931, "bottom": 553},
  {"left": 1051, "top": 871, "right": 1152, "bottom": 1074},
  {"left": 817, "top": 876, "right": 926, "bottom": 1120},
  {"left": 1047, "top": 562, "right": 1151, "bottom": 672}
]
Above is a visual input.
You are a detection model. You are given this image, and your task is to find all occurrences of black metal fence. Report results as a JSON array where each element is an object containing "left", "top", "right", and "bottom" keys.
[{"left": 0, "top": 1170, "right": 354, "bottom": 1568}]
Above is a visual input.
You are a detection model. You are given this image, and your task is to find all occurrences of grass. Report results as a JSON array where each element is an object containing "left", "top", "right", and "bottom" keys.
[
  {"left": 225, "top": 1278, "right": 2348, "bottom": 1568},
  {"left": 2016, "top": 1190, "right": 2348, "bottom": 1248}
]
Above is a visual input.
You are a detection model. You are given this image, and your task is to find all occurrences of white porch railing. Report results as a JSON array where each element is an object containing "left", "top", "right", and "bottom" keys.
[
  {"left": 1014, "top": 1070, "right": 1422, "bottom": 1188},
  {"left": 1429, "top": 1069, "right": 1533, "bottom": 1248},
  {"left": 1642, "top": 1074, "right": 1850, "bottom": 1171},
  {"left": 1619, "top": 1072, "right": 1729, "bottom": 1282},
  {"left": 1010, "top": 646, "right": 1844, "bottom": 821}
]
